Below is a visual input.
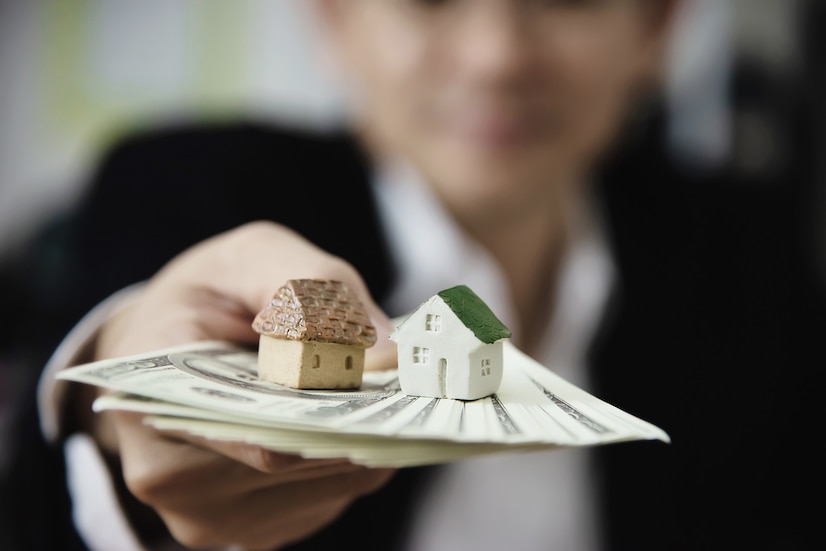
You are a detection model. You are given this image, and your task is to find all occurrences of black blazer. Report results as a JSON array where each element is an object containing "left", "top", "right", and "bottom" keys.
[{"left": 2, "top": 100, "right": 823, "bottom": 550}]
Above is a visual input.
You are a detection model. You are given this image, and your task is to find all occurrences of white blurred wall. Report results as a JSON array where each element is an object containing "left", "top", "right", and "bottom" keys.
[
  {"left": 0, "top": 0, "right": 346, "bottom": 255},
  {"left": 1, "top": 0, "right": 796, "bottom": 257}
]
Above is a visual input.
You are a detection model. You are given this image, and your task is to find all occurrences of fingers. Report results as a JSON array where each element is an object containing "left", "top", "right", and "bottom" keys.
[
  {"left": 96, "top": 221, "right": 395, "bottom": 359},
  {"left": 155, "top": 467, "right": 394, "bottom": 550},
  {"left": 178, "top": 220, "right": 398, "bottom": 366},
  {"left": 162, "top": 428, "right": 355, "bottom": 475},
  {"left": 114, "top": 411, "right": 394, "bottom": 493},
  {"left": 112, "top": 411, "right": 396, "bottom": 550},
  {"left": 115, "top": 411, "right": 353, "bottom": 479},
  {"left": 167, "top": 221, "right": 381, "bottom": 322}
]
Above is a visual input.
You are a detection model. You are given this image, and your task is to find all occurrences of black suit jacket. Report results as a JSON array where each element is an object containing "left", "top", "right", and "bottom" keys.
[{"left": 2, "top": 98, "right": 824, "bottom": 549}]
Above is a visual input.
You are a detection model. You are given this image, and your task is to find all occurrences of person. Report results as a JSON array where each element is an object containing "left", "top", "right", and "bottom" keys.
[{"left": 1, "top": 0, "right": 823, "bottom": 549}]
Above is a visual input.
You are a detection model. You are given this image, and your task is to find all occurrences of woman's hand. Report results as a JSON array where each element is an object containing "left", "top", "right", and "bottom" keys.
[{"left": 90, "top": 221, "right": 397, "bottom": 550}]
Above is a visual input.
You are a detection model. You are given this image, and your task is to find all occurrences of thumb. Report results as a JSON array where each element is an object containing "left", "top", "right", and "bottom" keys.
[{"left": 190, "top": 221, "right": 399, "bottom": 370}]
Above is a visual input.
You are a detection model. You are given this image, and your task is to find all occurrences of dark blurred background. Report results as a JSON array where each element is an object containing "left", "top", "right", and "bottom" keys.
[{"left": 0, "top": 0, "right": 823, "bottom": 535}]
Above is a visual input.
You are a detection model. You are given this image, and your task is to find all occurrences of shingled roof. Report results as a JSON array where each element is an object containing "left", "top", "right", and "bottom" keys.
[{"left": 252, "top": 279, "right": 377, "bottom": 348}]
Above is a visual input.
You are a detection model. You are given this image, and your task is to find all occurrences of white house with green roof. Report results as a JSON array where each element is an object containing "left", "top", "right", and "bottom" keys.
[{"left": 390, "top": 285, "right": 512, "bottom": 400}]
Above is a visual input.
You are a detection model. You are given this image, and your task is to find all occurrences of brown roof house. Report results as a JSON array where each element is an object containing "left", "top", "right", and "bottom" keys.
[
  {"left": 390, "top": 284, "right": 512, "bottom": 400},
  {"left": 252, "top": 279, "right": 377, "bottom": 389}
]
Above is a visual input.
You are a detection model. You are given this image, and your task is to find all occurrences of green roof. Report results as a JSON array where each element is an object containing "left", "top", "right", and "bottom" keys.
[{"left": 437, "top": 285, "right": 511, "bottom": 344}]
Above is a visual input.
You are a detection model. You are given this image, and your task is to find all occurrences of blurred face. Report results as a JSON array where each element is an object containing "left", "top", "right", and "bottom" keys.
[{"left": 319, "top": 0, "right": 672, "bottom": 219}]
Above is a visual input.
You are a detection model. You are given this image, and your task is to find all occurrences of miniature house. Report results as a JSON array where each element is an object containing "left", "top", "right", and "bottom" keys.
[
  {"left": 390, "top": 285, "right": 512, "bottom": 400},
  {"left": 252, "top": 279, "right": 377, "bottom": 389}
]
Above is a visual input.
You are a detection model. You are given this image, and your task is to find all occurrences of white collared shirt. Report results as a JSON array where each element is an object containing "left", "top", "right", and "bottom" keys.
[
  {"left": 372, "top": 161, "right": 614, "bottom": 551},
  {"left": 38, "top": 160, "right": 614, "bottom": 551}
]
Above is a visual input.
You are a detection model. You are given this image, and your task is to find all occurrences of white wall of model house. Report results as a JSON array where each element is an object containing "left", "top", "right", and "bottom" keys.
[{"left": 392, "top": 297, "right": 505, "bottom": 401}]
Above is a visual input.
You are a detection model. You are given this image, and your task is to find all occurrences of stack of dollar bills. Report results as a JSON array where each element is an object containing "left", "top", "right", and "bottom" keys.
[{"left": 57, "top": 340, "right": 670, "bottom": 467}]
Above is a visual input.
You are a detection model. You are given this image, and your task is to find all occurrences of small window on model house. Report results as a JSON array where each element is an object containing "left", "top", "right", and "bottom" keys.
[
  {"left": 413, "top": 346, "right": 430, "bottom": 364},
  {"left": 425, "top": 314, "right": 442, "bottom": 332},
  {"left": 481, "top": 358, "right": 491, "bottom": 376}
]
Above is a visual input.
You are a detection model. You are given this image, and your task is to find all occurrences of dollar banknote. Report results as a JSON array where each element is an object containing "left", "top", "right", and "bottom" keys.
[{"left": 58, "top": 340, "right": 669, "bottom": 467}]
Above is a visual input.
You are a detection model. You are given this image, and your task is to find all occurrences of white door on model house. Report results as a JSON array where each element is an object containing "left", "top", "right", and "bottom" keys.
[{"left": 438, "top": 357, "right": 447, "bottom": 396}]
